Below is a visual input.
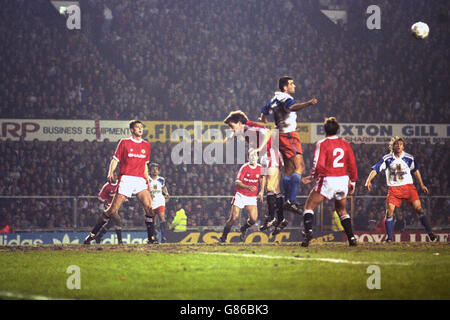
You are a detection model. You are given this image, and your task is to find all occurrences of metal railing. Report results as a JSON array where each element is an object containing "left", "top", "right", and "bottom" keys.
[{"left": 0, "top": 195, "right": 448, "bottom": 232}]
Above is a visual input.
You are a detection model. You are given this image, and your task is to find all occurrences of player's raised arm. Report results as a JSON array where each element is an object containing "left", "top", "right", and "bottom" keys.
[
  {"left": 289, "top": 98, "right": 318, "bottom": 112},
  {"left": 250, "top": 129, "right": 272, "bottom": 156}
]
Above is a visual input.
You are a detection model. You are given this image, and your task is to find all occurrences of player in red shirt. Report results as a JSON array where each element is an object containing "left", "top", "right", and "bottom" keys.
[
  {"left": 301, "top": 117, "right": 358, "bottom": 247},
  {"left": 219, "top": 151, "right": 266, "bottom": 243},
  {"left": 92, "top": 172, "right": 123, "bottom": 244},
  {"left": 84, "top": 120, "right": 157, "bottom": 244},
  {"left": 223, "top": 110, "right": 286, "bottom": 236}
]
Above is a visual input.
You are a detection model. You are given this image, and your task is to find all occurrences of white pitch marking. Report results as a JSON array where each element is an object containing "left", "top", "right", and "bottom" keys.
[
  {"left": 0, "top": 291, "right": 72, "bottom": 300},
  {"left": 198, "top": 252, "right": 412, "bottom": 266}
]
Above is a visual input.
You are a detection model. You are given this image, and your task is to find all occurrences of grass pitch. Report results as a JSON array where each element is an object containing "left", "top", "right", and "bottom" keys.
[{"left": 0, "top": 242, "right": 448, "bottom": 300}]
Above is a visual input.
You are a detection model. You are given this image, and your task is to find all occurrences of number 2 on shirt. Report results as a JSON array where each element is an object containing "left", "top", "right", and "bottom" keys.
[{"left": 333, "top": 148, "right": 344, "bottom": 168}]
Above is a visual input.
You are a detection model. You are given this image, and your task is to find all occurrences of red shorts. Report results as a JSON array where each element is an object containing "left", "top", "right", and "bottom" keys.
[
  {"left": 387, "top": 184, "right": 420, "bottom": 208},
  {"left": 152, "top": 206, "right": 166, "bottom": 214},
  {"left": 279, "top": 132, "right": 303, "bottom": 159}
]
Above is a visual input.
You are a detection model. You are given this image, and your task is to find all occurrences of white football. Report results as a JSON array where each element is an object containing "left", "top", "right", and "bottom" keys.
[{"left": 411, "top": 22, "right": 429, "bottom": 39}]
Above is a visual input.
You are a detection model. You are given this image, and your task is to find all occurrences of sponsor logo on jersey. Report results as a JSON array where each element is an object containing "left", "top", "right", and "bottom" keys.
[{"left": 128, "top": 153, "right": 147, "bottom": 158}]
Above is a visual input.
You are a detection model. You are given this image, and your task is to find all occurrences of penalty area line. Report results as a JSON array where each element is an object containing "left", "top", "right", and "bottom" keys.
[{"left": 197, "top": 252, "right": 412, "bottom": 266}]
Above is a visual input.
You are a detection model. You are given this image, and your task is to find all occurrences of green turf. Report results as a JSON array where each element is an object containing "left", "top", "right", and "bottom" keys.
[{"left": 0, "top": 243, "right": 449, "bottom": 300}]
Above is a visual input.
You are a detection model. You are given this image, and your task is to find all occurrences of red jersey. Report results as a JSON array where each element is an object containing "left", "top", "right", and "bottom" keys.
[
  {"left": 311, "top": 136, "right": 357, "bottom": 183},
  {"left": 113, "top": 137, "right": 151, "bottom": 178},
  {"left": 98, "top": 181, "right": 119, "bottom": 206},
  {"left": 244, "top": 120, "right": 271, "bottom": 151},
  {"left": 235, "top": 162, "right": 262, "bottom": 197}
]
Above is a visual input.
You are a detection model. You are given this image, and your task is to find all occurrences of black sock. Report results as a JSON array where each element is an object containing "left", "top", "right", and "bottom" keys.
[
  {"left": 276, "top": 194, "right": 284, "bottom": 221},
  {"left": 267, "top": 193, "right": 277, "bottom": 220},
  {"left": 303, "top": 211, "right": 314, "bottom": 231},
  {"left": 242, "top": 218, "right": 254, "bottom": 231},
  {"left": 419, "top": 213, "right": 433, "bottom": 235},
  {"left": 115, "top": 227, "right": 123, "bottom": 243},
  {"left": 222, "top": 223, "right": 232, "bottom": 240},
  {"left": 91, "top": 213, "right": 110, "bottom": 236},
  {"left": 145, "top": 215, "right": 154, "bottom": 240},
  {"left": 96, "top": 225, "right": 108, "bottom": 241},
  {"left": 340, "top": 215, "right": 354, "bottom": 239}
]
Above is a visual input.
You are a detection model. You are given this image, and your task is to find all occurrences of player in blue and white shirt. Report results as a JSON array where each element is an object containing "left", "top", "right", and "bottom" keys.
[
  {"left": 148, "top": 163, "right": 170, "bottom": 242},
  {"left": 365, "top": 137, "right": 436, "bottom": 242},
  {"left": 259, "top": 76, "right": 318, "bottom": 216}
]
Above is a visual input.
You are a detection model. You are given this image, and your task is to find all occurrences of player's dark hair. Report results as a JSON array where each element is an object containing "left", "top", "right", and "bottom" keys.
[
  {"left": 223, "top": 110, "right": 248, "bottom": 125},
  {"left": 150, "top": 163, "right": 159, "bottom": 168},
  {"left": 389, "top": 136, "right": 405, "bottom": 152},
  {"left": 279, "top": 76, "right": 293, "bottom": 91},
  {"left": 324, "top": 117, "right": 339, "bottom": 136},
  {"left": 129, "top": 120, "right": 143, "bottom": 130}
]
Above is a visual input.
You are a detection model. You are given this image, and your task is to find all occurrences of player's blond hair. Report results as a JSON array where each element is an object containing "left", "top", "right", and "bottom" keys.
[
  {"left": 223, "top": 110, "right": 249, "bottom": 124},
  {"left": 389, "top": 136, "right": 406, "bottom": 152}
]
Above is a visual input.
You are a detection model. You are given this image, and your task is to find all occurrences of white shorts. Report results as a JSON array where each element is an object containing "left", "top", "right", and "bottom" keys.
[
  {"left": 118, "top": 175, "right": 148, "bottom": 198},
  {"left": 151, "top": 195, "right": 166, "bottom": 210},
  {"left": 231, "top": 192, "right": 257, "bottom": 209},
  {"left": 314, "top": 176, "right": 349, "bottom": 200}
]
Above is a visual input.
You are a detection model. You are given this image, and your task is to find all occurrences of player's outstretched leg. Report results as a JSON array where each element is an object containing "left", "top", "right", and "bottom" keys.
[
  {"left": 94, "top": 223, "right": 108, "bottom": 243},
  {"left": 84, "top": 213, "right": 110, "bottom": 244},
  {"left": 86, "top": 194, "right": 126, "bottom": 244},
  {"left": 414, "top": 206, "right": 437, "bottom": 241}
]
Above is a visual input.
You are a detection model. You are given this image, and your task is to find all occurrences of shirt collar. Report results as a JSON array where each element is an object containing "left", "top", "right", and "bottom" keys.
[{"left": 130, "top": 137, "right": 142, "bottom": 143}]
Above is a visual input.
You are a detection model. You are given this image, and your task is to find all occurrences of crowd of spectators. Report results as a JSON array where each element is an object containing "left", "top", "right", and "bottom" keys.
[
  {"left": 0, "top": 138, "right": 448, "bottom": 232},
  {"left": 1, "top": 0, "right": 448, "bottom": 123},
  {"left": 0, "top": 0, "right": 154, "bottom": 120}
]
